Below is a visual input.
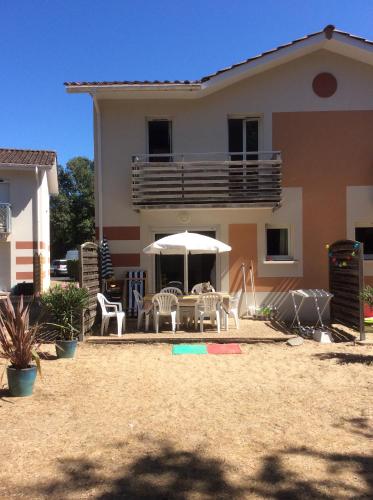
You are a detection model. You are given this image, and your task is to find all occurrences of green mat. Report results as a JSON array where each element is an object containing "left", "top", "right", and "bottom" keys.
[{"left": 172, "top": 344, "right": 207, "bottom": 355}]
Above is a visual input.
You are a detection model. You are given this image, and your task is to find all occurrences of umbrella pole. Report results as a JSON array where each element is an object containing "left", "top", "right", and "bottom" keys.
[{"left": 184, "top": 249, "right": 188, "bottom": 294}]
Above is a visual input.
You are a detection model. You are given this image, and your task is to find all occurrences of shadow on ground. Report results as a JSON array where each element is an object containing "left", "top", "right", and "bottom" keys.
[
  {"left": 0, "top": 387, "right": 13, "bottom": 403},
  {"left": 267, "top": 319, "right": 358, "bottom": 343},
  {"left": 22, "top": 437, "right": 372, "bottom": 499},
  {"left": 314, "top": 352, "right": 373, "bottom": 365}
]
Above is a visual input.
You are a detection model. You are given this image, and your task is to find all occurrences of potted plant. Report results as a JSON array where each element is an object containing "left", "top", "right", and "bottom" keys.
[
  {"left": 253, "top": 305, "right": 277, "bottom": 321},
  {"left": 41, "top": 284, "right": 89, "bottom": 359},
  {"left": 0, "top": 297, "right": 41, "bottom": 397},
  {"left": 360, "top": 285, "right": 373, "bottom": 318}
]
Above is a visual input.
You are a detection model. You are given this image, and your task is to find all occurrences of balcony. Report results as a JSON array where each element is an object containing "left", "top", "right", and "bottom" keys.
[
  {"left": 0, "top": 203, "right": 11, "bottom": 236},
  {"left": 132, "top": 152, "right": 282, "bottom": 209}
]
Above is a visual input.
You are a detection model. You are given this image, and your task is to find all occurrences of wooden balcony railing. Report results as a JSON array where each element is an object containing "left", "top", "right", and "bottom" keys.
[{"left": 132, "top": 152, "right": 282, "bottom": 209}]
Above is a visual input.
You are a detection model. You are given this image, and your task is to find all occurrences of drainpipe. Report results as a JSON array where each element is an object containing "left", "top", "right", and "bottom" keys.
[
  {"left": 33, "top": 166, "right": 41, "bottom": 295},
  {"left": 93, "top": 94, "right": 103, "bottom": 243},
  {"left": 34, "top": 167, "right": 40, "bottom": 253}
]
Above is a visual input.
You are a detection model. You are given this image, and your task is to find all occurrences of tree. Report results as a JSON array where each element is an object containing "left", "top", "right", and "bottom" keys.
[{"left": 50, "top": 157, "right": 95, "bottom": 259}]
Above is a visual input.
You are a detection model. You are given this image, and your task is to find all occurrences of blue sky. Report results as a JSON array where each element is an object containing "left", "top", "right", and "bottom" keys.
[{"left": 1, "top": 0, "right": 373, "bottom": 165}]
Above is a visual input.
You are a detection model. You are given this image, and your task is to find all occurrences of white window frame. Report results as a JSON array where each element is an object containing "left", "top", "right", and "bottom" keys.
[
  {"left": 265, "top": 224, "right": 293, "bottom": 261},
  {"left": 355, "top": 223, "right": 373, "bottom": 260},
  {"left": 227, "top": 114, "right": 263, "bottom": 155}
]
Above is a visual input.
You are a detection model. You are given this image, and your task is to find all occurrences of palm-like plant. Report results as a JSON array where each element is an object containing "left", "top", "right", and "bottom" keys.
[
  {"left": 41, "top": 284, "right": 89, "bottom": 340},
  {"left": 0, "top": 296, "right": 41, "bottom": 371}
]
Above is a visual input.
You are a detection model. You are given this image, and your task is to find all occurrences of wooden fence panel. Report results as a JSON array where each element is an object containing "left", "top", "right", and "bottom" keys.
[
  {"left": 79, "top": 242, "right": 100, "bottom": 337},
  {"left": 329, "top": 240, "right": 365, "bottom": 340}
]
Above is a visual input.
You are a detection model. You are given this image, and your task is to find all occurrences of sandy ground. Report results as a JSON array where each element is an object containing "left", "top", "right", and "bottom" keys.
[{"left": 0, "top": 340, "right": 372, "bottom": 499}]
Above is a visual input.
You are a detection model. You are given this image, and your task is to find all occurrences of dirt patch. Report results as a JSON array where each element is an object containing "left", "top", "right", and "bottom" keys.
[{"left": 0, "top": 341, "right": 372, "bottom": 499}]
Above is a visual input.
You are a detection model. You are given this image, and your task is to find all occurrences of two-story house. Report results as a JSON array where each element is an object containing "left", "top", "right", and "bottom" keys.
[
  {"left": 0, "top": 148, "right": 58, "bottom": 292},
  {"left": 66, "top": 25, "right": 373, "bottom": 316}
]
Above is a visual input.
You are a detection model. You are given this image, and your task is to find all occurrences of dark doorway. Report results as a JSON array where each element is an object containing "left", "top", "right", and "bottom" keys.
[
  {"left": 228, "top": 118, "right": 259, "bottom": 196},
  {"left": 148, "top": 120, "right": 172, "bottom": 162},
  {"left": 155, "top": 231, "right": 216, "bottom": 292}
]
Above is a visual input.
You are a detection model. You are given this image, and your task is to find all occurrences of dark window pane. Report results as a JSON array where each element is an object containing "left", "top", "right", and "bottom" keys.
[
  {"left": 148, "top": 120, "right": 171, "bottom": 162},
  {"left": 267, "top": 228, "right": 289, "bottom": 256},
  {"left": 245, "top": 120, "right": 258, "bottom": 155},
  {"left": 228, "top": 119, "right": 243, "bottom": 160},
  {"left": 355, "top": 227, "right": 373, "bottom": 256}
]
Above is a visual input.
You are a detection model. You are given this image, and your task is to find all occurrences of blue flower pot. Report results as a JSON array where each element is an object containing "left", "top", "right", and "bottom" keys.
[
  {"left": 7, "top": 365, "right": 37, "bottom": 397},
  {"left": 55, "top": 339, "right": 78, "bottom": 359}
]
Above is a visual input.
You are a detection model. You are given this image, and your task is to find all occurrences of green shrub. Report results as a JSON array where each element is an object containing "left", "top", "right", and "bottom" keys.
[{"left": 41, "top": 284, "right": 89, "bottom": 340}]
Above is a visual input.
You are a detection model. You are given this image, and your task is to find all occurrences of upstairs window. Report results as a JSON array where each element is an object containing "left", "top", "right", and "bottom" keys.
[
  {"left": 148, "top": 119, "right": 172, "bottom": 162},
  {"left": 228, "top": 118, "right": 259, "bottom": 160},
  {"left": 355, "top": 226, "right": 373, "bottom": 260},
  {"left": 266, "top": 226, "right": 292, "bottom": 261}
]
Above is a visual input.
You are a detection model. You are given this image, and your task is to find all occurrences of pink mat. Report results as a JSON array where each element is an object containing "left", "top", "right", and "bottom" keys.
[{"left": 207, "top": 343, "right": 242, "bottom": 354}]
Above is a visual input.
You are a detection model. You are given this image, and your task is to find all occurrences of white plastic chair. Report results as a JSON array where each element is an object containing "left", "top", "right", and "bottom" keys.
[
  {"left": 160, "top": 286, "right": 183, "bottom": 296},
  {"left": 133, "top": 290, "right": 151, "bottom": 331},
  {"left": 196, "top": 293, "right": 222, "bottom": 333},
  {"left": 222, "top": 291, "right": 241, "bottom": 329},
  {"left": 97, "top": 293, "right": 126, "bottom": 336},
  {"left": 191, "top": 282, "right": 216, "bottom": 294},
  {"left": 152, "top": 293, "right": 180, "bottom": 333}
]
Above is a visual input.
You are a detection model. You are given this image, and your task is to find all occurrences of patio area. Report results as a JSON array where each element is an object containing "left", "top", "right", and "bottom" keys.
[
  {"left": 0, "top": 340, "right": 372, "bottom": 498},
  {"left": 88, "top": 317, "right": 296, "bottom": 344}
]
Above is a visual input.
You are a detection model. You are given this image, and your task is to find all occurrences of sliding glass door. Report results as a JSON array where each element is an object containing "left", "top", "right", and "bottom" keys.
[{"left": 155, "top": 231, "right": 216, "bottom": 292}]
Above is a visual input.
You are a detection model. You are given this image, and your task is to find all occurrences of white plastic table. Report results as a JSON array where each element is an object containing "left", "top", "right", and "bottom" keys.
[{"left": 290, "top": 289, "right": 333, "bottom": 331}]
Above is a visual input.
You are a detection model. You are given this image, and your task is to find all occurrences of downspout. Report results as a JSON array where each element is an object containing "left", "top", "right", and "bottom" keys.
[
  {"left": 34, "top": 167, "right": 40, "bottom": 253},
  {"left": 34, "top": 166, "right": 41, "bottom": 295},
  {"left": 93, "top": 94, "right": 103, "bottom": 243}
]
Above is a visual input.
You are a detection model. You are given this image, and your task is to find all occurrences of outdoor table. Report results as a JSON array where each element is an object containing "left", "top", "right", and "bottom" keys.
[{"left": 143, "top": 293, "right": 231, "bottom": 331}]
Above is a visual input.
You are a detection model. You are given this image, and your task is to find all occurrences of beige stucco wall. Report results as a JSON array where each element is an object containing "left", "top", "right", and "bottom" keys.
[
  {"left": 0, "top": 169, "right": 51, "bottom": 290},
  {"left": 95, "top": 49, "right": 373, "bottom": 301},
  {"left": 98, "top": 48, "right": 373, "bottom": 225}
]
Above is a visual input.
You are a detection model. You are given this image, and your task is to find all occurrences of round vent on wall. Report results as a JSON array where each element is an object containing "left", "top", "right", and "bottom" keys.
[{"left": 312, "top": 73, "right": 337, "bottom": 98}]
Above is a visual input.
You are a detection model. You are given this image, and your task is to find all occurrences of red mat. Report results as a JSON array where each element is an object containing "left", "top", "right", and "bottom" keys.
[{"left": 207, "top": 343, "right": 242, "bottom": 354}]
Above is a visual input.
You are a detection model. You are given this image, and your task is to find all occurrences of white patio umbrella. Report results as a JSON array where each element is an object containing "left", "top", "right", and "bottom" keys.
[{"left": 143, "top": 231, "right": 232, "bottom": 294}]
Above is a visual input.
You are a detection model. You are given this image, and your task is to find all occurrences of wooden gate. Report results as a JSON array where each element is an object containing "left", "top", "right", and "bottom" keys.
[
  {"left": 328, "top": 240, "right": 365, "bottom": 340},
  {"left": 79, "top": 242, "right": 100, "bottom": 337}
]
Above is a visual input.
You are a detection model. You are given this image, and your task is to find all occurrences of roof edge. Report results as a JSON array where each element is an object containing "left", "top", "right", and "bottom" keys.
[{"left": 65, "top": 25, "right": 373, "bottom": 95}]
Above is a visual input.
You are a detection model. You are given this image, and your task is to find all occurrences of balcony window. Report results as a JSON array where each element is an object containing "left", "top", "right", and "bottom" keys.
[
  {"left": 228, "top": 117, "right": 259, "bottom": 160},
  {"left": 148, "top": 119, "right": 172, "bottom": 162},
  {"left": 266, "top": 226, "right": 292, "bottom": 261},
  {"left": 0, "top": 181, "right": 11, "bottom": 234},
  {"left": 355, "top": 226, "right": 373, "bottom": 260}
]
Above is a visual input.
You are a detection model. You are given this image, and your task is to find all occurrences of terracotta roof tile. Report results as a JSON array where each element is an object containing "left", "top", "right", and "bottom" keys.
[
  {"left": 0, "top": 148, "right": 56, "bottom": 167},
  {"left": 64, "top": 26, "right": 373, "bottom": 89},
  {"left": 64, "top": 79, "right": 196, "bottom": 86}
]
